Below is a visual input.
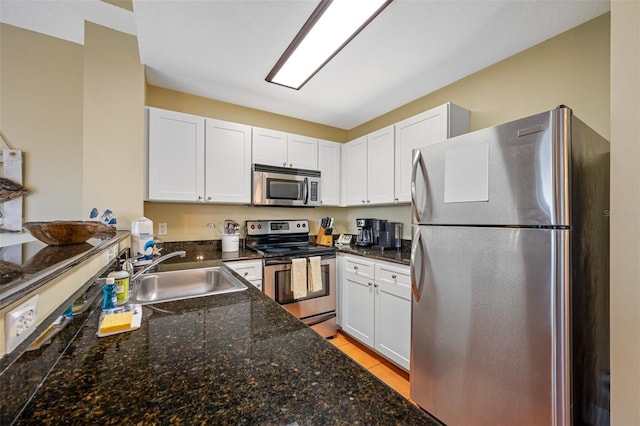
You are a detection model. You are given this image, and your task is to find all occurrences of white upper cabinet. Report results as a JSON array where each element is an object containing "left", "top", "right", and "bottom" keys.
[
  {"left": 394, "top": 102, "right": 470, "bottom": 203},
  {"left": 318, "top": 140, "right": 342, "bottom": 206},
  {"left": 147, "top": 108, "right": 205, "bottom": 202},
  {"left": 287, "top": 134, "right": 319, "bottom": 170},
  {"left": 343, "top": 125, "right": 395, "bottom": 206},
  {"left": 252, "top": 127, "right": 288, "bottom": 167},
  {"left": 366, "top": 125, "right": 395, "bottom": 204},
  {"left": 147, "top": 107, "right": 252, "bottom": 204},
  {"left": 343, "top": 136, "right": 368, "bottom": 205},
  {"left": 253, "top": 127, "right": 318, "bottom": 170},
  {"left": 205, "top": 119, "right": 252, "bottom": 203}
]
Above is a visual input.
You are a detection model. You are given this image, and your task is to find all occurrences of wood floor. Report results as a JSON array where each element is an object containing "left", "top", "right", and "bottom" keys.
[{"left": 330, "top": 331, "right": 413, "bottom": 402}]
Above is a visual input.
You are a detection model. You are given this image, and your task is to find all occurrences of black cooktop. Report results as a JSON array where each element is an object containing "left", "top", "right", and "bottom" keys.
[{"left": 249, "top": 244, "right": 335, "bottom": 259}]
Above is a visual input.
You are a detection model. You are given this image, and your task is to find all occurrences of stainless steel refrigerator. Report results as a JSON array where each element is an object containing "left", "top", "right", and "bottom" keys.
[{"left": 410, "top": 106, "right": 609, "bottom": 426}]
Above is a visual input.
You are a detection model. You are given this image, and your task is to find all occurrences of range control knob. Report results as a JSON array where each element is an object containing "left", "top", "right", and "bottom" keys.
[
  {"left": 250, "top": 224, "right": 255, "bottom": 229},
  {"left": 297, "top": 223, "right": 301, "bottom": 228},
  {"left": 258, "top": 224, "right": 262, "bottom": 229},
  {"left": 302, "top": 223, "right": 306, "bottom": 228}
]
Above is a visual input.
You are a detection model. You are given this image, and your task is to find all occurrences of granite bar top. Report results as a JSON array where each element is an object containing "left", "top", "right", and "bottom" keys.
[{"left": 13, "top": 265, "right": 436, "bottom": 425}]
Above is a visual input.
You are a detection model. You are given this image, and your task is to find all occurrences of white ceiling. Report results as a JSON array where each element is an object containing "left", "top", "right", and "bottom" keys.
[{"left": 1, "top": 0, "right": 610, "bottom": 129}]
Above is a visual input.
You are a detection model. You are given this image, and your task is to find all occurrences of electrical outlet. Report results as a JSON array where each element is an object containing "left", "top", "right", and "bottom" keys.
[
  {"left": 6, "top": 294, "right": 39, "bottom": 353},
  {"left": 158, "top": 222, "right": 167, "bottom": 236}
]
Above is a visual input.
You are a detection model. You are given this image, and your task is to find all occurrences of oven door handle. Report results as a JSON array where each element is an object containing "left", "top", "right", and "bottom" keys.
[
  {"left": 264, "top": 254, "right": 336, "bottom": 266},
  {"left": 303, "top": 177, "right": 309, "bottom": 205}
]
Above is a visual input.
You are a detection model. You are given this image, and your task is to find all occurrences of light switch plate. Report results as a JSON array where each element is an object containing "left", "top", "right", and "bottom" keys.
[
  {"left": 6, "top": 294, "right": 39, "bottom": 353},
  {"left": 158, "top": 223, "right": 167, "bottom": 235}
]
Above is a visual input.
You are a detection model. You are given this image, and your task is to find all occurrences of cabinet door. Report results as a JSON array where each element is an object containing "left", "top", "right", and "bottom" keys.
[
  {"left": 224, "top": 259, "right": 263, "bottom": 290},
  {"left": 374, "top": 262, "right": 411, "bottom": 370},
  {"left": 343, "top": 136, "right": 368, "bottom": 206},
  {"left": 367, "top": 125, "right": 395, "bottom": 205},
  {"left": 205, "top": 119, "right": 252, "bottom": 203},
  {"left": 147, "top": 108, "right": 205, "bottom": 202},
  {"left": 287, "top": 134, "right": 318, "bottom": 170},
  {"left": 394, "top": 103, "right": 470, "bottom": 202},
  {"left": 342, "top": 271, "right": 375, "bottom": 347},
  {"left": 318, "top": 140, "right": 341, "bottom": 206},
  {"left": 252, "top": 127, "right": 287, "bottom": 167}
]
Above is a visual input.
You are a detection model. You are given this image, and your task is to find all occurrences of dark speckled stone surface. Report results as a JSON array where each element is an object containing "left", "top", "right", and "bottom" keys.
[
  {"left": 336, "top": 244, "right": 411, "bottom": 266},
  {"left": 13, "top": 267, "right": 435, "bottom": 425}
]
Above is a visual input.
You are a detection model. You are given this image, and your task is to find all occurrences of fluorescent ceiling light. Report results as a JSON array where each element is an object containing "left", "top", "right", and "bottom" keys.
[{"left": 266, "top": 0, "right": 392, "bottom": 90}]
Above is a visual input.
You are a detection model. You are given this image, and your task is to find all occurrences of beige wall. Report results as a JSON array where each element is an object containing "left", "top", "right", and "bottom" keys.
[
  {"left": 0, "top": 22, "right": 145, "bottom": 228},
  {"left": 144, "top": 202, "right": 348, "bottom": 242},
  {"left": 146, "top": 86, "right": 348, "bottom": 143},
  {"left": 83, "top": 22, "right": 145, "bottom": 230},
  {"left": 1, "top": 23, "right": 84, "bottom": 221},
  {"left": 350, "top": 13, "right": 610, "bottom": 140},
  {"left": 610, "top": 2, "right": 640, "bottom": 425}
]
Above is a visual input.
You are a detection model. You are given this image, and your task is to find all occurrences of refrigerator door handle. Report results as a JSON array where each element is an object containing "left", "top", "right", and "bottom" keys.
[
  {"left": 411, "top": 149, "right": 428, "bottom": 223},
  {"left": 410, "top": 227, "right": 425, "bottom": 302}
]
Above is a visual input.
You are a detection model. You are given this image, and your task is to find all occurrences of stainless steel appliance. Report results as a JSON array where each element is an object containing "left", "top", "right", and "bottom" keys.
[
  {"left": 252, "top": 164, "right": 321, "bottom": 207},
  {"left": 410, "top": 106, "right": 609, "bottom": 426},
  {"left": 245, "top": 219, "right": 337, "bottom": 338},
  {"left": 355, "top": 218, "right": 375, "bottom": 247}
]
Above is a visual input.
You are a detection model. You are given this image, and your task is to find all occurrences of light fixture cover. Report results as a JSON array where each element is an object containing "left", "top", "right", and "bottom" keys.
[{"left": 266, "top": 0, "right": 392, "bottom": 90}]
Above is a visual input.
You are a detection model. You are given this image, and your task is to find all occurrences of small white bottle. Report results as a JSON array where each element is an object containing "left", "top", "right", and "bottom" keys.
[{"left": 108, "top": 267, "right": 130, "bottom": 305}]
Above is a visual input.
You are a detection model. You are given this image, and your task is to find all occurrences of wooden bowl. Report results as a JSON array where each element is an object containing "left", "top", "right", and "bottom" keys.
[{"left": 23, "top": 221, "right": 116, "bottom": 246}]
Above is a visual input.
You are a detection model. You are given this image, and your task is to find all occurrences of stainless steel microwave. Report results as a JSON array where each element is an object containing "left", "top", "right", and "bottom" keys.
[{"left": 252, "top": 164, "right": 321, "bottom": 207}]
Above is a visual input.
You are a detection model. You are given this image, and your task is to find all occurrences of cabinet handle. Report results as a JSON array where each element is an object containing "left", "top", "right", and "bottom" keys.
[
  {"left": 374, "top": 283, "right": 378, "bottom": 288},
  {"left": 394, "top": 198, "right": 398, "bottom": 202},
  {"left": 353, "top": 265, "right": 358, "bottom": 270},
  {"left": 289, "top": 163, "right": 293, "bottom": 167},
  {"left": 197, "top": 195, "right": 203, "bottom": 200},
  {"left": 244, "top": 272, "right": 248, "bottom": 276},
  {"left": 368, "top": 282, "right": 373, "bottom": 287},
  {"left": 283, "top": 162, "right": 287, "bottom": 166},
  {"left": 367, "top": 200, "right": 371, "bottom": 203},
  {"left": 362, "top": 200, "right": 366, "bottom": 204},
  {"left": 207, "top": 196, "right": 212, "bottom": 201},
  {"left": 392, "top": 274, "right": 397, "bottom": 279}
]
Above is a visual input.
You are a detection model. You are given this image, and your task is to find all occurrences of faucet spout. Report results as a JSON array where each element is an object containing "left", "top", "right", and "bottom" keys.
[{"left": 130, "top": 250, "right": 186, "bottom": 282}]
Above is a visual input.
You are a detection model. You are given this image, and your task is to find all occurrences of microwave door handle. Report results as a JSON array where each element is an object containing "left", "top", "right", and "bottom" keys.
[{"left": 303, "top": 177, "right": 309, "bottom": 204}]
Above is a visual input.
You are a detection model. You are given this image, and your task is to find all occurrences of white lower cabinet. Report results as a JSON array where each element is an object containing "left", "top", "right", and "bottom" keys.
[
  {"left": 224, "top": 259, "right": 263, "bottom": 291},
  {"left": 338, "top": 253, "right": 411, "bottom": 370}
]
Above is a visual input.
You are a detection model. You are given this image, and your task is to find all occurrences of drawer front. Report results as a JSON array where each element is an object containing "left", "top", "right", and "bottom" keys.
[
  {"left": 225, "top": 260, "right": 263, "bottom": 281},
  {"left": 344, "top": 256, "right": 375, "bottom": 279},
  {"left": 375, "top": 262, "right": 410, "bottom": 288}
]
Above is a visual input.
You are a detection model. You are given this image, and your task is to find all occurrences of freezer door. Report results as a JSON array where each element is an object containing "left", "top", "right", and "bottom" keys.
[
  {"left": 411, "top": 108, "right": 571, "bottom": 226},
  {"left": 410, "top": 225, "right": 570, "bottom": 426}
]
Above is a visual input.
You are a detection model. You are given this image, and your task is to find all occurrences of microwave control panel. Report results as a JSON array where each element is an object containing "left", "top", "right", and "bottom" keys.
[{"left": 310, "top": 182, "right": 318, "bottom": 201}]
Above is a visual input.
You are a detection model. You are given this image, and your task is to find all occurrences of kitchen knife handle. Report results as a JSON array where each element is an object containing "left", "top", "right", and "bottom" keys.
[
  {"left": 411, "top": 149, "right": 428, "bottom": 224},
  {"left": 410, "top": 227, "right": 425, "bottom": 302}
]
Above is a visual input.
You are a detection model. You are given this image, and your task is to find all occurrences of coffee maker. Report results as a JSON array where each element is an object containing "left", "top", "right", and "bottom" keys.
[
  {"left": 355, "top": 218, "right": 375, "bottom": 247},
  {"left": 373, "top": 221, "right": 403, "bottom": 250}
]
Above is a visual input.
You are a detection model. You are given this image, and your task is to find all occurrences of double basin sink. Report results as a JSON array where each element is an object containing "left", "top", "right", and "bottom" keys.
[{"left": 129, "top": 266, "right": 247, "bottom": 305}]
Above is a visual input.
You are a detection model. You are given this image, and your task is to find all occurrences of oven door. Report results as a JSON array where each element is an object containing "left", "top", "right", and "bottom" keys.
[{"left": 264, "top": 256, "right": 336, "bottom": 319}]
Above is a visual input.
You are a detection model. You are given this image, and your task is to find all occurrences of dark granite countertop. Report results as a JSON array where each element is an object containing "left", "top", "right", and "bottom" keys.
[
  {"left": 12, "top": 267, "right": 435, "bottom": 425},
  {"left": 4, "top": 240, "right": 435, "bottom": 425},
  {"left": 336, "top": 244, "right": 411, "bottom": 266}
]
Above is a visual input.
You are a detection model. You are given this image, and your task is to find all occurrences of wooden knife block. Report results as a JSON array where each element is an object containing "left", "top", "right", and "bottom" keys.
[{"left": 315, "top": 227, "right": 333, "bottom": 246}]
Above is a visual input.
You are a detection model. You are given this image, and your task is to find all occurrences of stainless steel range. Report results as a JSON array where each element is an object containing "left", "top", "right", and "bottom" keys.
[{"left": 245, "top": 219, "right": 337, "bottom": 338}]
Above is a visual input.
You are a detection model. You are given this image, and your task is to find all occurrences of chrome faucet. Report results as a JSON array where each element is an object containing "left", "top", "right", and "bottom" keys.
[{"left": 129, "top": 250, "right": 186, "bottom": 282}]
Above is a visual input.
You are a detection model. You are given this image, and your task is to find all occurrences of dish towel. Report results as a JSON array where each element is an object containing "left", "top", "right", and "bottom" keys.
[
  {"left": 291, "top": 258, "right": 308, "bottom": 300},
  {"left": 308, "top": 256, "right": 323, "bottom": 293}
]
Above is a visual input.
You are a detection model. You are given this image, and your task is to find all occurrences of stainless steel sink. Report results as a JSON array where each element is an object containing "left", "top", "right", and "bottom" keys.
[{"left": 131, "top": 266, "right": 247, "bottom": 305}]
